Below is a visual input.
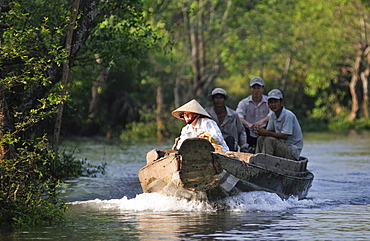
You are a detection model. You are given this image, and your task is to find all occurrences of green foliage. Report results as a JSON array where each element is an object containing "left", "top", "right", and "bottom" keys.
[
  {"left": 329, "top": 115, "right": 370, "bottom": 131},
  {"left": 62, "top": 0, "right": 159, "bottom": 136},
  {"left": 0, "top": 136, "right": 106, "bottom": 227},
  {"left": 299, "top": 117, "right": 328, "bottom": 132},
  {"left": 0, "top": 0, "right": 71, "bottom": 136},
  {"left": 119, "top": 106, "right": 155, "bottom": 140},
  {"left": 127, "top": 0, "right": 370, "bottom": 139},
  {"left": 54, "top": 148, "right": 107, "bottom": 179},
  {"left": 120, "top": 106, "right": 183, "bottom": 141},
  {"left": 0, "top": 136, "right": 66, "bottom": 226},
  {"left": 215, "top": 0, "right": 367, "bottom": 123},
  {"left": 0, "top": 0, "right": 130, "bottom": 227},
  {"left": 0, "top": 1, "right": 70, "bottom": 227},
  {"left": 120, "top": 121, "right": 158, "bottom": 141},
  {"left": 86, "top": 0, "right": 157, "bottom": 67}
]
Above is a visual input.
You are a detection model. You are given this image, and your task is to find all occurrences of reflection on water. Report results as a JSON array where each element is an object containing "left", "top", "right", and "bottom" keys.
[{"left": 2, "top": 132, "right": 370, "bottom": 240}]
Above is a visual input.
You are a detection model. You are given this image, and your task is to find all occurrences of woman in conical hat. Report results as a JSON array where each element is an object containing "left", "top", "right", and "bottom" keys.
[
  {"left": 171, "top": 99, "right": 212, "bottom": 120},
  {"left": 172, "top": 99, "right": 229, "bottom": 151}
]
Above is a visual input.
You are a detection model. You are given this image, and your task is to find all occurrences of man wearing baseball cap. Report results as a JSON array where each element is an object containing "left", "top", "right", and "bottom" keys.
[
  {"left": 253, "top": 89, "right": 303, "bottom": 160},
  {"left": 236, "top": 77, "right": 271, "bottom": 153},
  {"left": 171, "top": 99, "right": 229, "bottom": 151},
  {"left": 205, "top": 88, "right": 248, "bottom": 152}
]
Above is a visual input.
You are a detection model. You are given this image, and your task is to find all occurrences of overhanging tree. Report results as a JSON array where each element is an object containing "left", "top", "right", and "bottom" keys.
[{"left": 0, "top": 0, "right": 156, "bottom": 225}]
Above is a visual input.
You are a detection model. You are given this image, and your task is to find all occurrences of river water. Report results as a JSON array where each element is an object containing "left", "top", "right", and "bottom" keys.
[{"left": 2, "top": 131, "right": 370, "bottom": 240}]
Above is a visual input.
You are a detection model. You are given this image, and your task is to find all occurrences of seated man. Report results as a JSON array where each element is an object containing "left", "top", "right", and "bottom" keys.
[
  {"left": 205, "top": 88, "right": 247, "bottom": 152},
  {"left": 253, "top": 89, "right": 303, "bottom": 160},
  {"left": 171, "top": 99, "right": 229, "bottom": 151},
  {"left": 236, "top": 77, "right": 271, "bottom": 153}
]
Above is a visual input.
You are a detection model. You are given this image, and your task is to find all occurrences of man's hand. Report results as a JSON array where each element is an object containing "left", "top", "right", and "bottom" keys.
[
  {"left": 254, "top": 126, "right": 289, "bottom": 140},
  {"left": 251, "top": 123, "right": 260, "bottom": 134},
  {"left": 254, "top": 126, "right": 268, "bottom": 136}
]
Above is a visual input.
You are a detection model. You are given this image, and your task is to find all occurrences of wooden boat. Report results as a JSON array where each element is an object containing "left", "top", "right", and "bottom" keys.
[{"left": 138, "top": 138, "right": 314, "bottom": 203}]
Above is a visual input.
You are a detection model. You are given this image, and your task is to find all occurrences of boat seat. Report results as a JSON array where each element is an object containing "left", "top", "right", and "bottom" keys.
[{"left": 249, "top": 153, "right": 308, "bottom": 172}]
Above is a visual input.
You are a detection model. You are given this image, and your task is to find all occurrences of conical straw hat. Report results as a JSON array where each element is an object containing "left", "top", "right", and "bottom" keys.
[{"left": 171, "top": 99, "right": 211, "bottom": 120}]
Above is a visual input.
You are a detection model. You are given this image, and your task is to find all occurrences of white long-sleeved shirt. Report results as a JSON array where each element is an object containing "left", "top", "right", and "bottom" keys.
[{"left": 176, "top": 118, "right": 229, "bottom": 151}]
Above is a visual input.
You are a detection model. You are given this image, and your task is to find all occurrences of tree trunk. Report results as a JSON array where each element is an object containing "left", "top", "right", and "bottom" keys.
[
  {"left": 361, "top": 46, "right": 370, "bottom": 118},
  {"left": 361, "top": 69, "right": 369, "bottom": 118},
  {"left": 156, "top": 84, "right": 165, "bottom": 140},
  {"left": 174, "top": 76, "right": 182, "bottom": 107},
  {"left": 173, "top": 0, "right": 229, "bottom": 105},
  {"left": 81, "top": 55, "right": 111, "bottom": 137},
  {"left": 53, "top": 0, "right": 80, "bottom": 159},
  {"left": 360, "top": 6, "right": 369, "bottom": 118},
  {"left": 348, "top": 48, "right": 363, "bottom": 121},
  {"left": 89, "top": 55, "right": 111, "bottom": 120},
  {"left": 281, "top": 54, "right": 293, "bottom": 93},
  {"left": 198, "top": 0, "right": 205, "bottom": 77}
]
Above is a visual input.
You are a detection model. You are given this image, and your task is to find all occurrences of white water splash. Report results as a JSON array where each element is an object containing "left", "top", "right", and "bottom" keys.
[
  {"left": 68, "top": 191, "right": 321, "bottom": 213},
  {"left": 216, "top": 191, "right": 321, "bottom": 212}
]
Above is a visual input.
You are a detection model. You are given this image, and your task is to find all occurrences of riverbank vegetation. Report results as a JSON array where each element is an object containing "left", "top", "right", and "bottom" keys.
[
  {"left": 0, "top": 0, "right": 154, "bottom": 226},
  {"left": 1, "top": 0, "right": 370, "bottom": 226}
]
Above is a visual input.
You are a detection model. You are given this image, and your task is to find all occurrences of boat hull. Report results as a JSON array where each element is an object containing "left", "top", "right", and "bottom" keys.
[{"left": 138, "top": 138, "right": 314, "bottom": 202}]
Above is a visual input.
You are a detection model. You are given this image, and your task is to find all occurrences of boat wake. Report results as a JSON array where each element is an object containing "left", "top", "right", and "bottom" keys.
[{"left": 68, "top": 191, "right": 321, "bottom": 213}]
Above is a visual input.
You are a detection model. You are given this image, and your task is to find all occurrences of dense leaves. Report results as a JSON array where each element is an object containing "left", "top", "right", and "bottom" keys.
[
  {"left": 135, "top": 0, "right": 370, "bottom": 134},
  {"left": 0, "top": 136, "right": 65, "bottom": 226},
  {"left": 0, "top": 0, "right": 156, "bottom": 226}
]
